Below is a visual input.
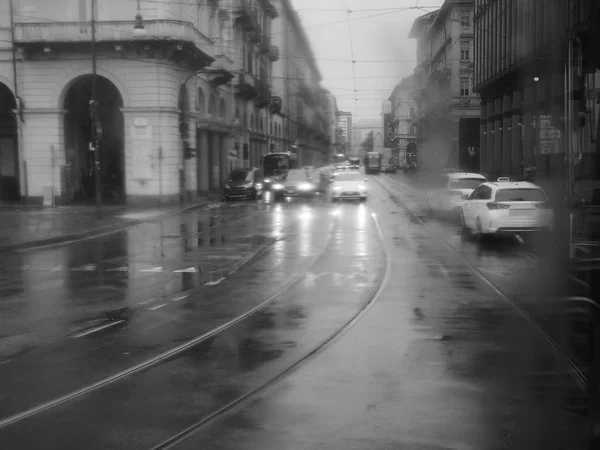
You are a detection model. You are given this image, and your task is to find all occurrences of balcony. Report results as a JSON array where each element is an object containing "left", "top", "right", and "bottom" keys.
[
  {"left": 14, "top": 20, "right": 214, "bottom": 67},
  {"left": 270, "top": 96, "right": 282, "bottom": 114},
  {"left": 235, "top": 0, "right": 261, "bottom": 33},
  {"left": 298, "top": 81, "right": 319, "bottom": 106},
  {"left": 254, "top": 80, "right": 270, "bottom": 109},
  {"left": 235, "top": 72, "right": 258, "bottom": 99}
]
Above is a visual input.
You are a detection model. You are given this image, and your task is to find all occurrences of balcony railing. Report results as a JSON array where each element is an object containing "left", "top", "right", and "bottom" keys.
[
  {"left": 15, "top": 20, "right": 213, "bottom": 50},
  {"left": 235, "top": 72, "right": 258, "bottom": 99},
  {"left": 235, "top": 0, "right": 261, "bottom": 33}
]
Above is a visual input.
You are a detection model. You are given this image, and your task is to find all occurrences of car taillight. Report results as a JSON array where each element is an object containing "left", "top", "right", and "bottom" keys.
[
  {"left": 446, "top": 190, "right": 462, "bottom": 196},
  {"left": 535, "top": 202, "right": 552, "bottom": 209},
  {"left": 486, "top": 202, "right": 510, "bottom": 210}
]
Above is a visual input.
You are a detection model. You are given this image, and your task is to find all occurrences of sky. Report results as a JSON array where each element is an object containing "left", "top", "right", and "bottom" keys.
[{"left": 289, "top": 0, "right": 444, "bottom": 122}]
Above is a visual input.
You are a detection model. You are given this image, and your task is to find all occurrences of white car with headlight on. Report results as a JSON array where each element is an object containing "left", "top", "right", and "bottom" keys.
[
  {"left": 281, "top": 169, "right": 318, "bottom": 198},
  {"left": 460, "top": 178, "right": 553, "bottom": 239},
  {"left": 330, "top": 171, "right": 368, "bottom": 202}
]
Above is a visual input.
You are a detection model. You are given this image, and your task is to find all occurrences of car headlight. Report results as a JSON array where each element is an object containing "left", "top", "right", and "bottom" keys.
[
  {"left": 264, "top": 178, "right": 272, "bottom": 183},
  {"left": 332, "top": 186, "right": 341, "bottom": 191},
  {"left": 298, "top": 183, "right": 313, "bottom": 191},
  {"left": 273, "top": 183, "right": 283, "bottom": 190},
  {"left": 224, "top": 183, "right": 230, "bottom": 189},
  {"left": 357, "top": 184, "right": 367, "bottom": 191},
  {"left": 245, "top": 182, "right": 253, "bottom": 188}
]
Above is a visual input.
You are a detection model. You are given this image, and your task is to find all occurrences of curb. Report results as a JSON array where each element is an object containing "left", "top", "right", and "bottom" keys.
[{"left": 0, "top": 201, "right": 210, "bottom": 254}]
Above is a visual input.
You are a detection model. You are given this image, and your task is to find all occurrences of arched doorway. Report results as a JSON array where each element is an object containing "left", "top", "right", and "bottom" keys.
[
  {"left": 0, "top": 83, "right": 19, "bottom": 202},
  {"left": 63, "top": 75, "right": 124, "bottom": 204}
]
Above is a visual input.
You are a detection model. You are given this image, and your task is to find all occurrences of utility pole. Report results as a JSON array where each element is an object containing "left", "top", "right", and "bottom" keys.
[{"left": 90, "top": 0, "right": 102, "bottom": 219}]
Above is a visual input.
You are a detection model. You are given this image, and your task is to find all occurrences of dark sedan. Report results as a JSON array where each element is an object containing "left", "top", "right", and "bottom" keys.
[{"left": 223, "top": 168, "right": 264, "bottom": 201}]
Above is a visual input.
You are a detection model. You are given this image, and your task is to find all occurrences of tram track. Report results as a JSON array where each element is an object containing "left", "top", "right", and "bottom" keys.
[
  {"left": 0, "top": 203, "right": 391, "bottom": 450},
  {"left": 371, "top": 174, "right": 588, "bottom": 393}
]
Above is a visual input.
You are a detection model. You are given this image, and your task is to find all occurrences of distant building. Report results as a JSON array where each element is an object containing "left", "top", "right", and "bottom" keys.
[
  {"left": 388, "top": 76, "right": 418, "bottom": 167},
  {"left": 338, "top": 111, "right": 353, "bottom": 154},
  {"left": 409, "top": 0, "right": 480, "bottom": 172}
]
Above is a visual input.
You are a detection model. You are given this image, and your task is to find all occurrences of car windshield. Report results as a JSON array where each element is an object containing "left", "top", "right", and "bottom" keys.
[
  {"left": 335, "top": 173, "right": 362, "bottom": 182},
  {"left": 450, "top": 178, "right": 486, "bottom": 190},
  {"left": 229, "top": 170, "right": 253, "bottom": 182},
  {"left": 285, "top": 170, "right": 312, "bottom": 182},
  {"left": 495, "top": 188, "right": 547, "bottom": 202}
]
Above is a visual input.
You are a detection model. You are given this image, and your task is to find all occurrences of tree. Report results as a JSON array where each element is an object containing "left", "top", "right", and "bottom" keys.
[{"left": 361, "top": 130, "right": 374, "bottom": 153}]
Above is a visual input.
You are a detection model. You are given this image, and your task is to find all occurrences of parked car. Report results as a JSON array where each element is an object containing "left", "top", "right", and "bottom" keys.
[
  {"left": 427, "top": 172, "right": 487, "bottom": 219},
  {"left": 223, "top": 167, "right": 264, "bottom": 201},
  {"left": 330, "top": 171, "right": 368, "bottom": 202},
  {"left": 281, "top": 169, "right": 319, "bottom": 199},
  {"left": 460, "top": 178, "right": 553, "bottom": 239},
  {"left": 381, "top": 165, "right": 397, "bottom": 173}
]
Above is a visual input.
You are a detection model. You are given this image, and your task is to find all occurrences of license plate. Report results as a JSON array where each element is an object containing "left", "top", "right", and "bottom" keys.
[{"left": 509, "top": 209, "right": 534, "bottom": 216}]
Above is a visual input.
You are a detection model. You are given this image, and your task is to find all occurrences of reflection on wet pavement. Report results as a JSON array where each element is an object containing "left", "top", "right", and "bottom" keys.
[{"left": 0, "top": 201, "right": 387, "bottom": 450}]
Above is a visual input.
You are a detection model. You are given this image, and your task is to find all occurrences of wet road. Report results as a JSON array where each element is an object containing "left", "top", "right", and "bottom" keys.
[{"left": 0, "top": 172, "right": 590, "bottom": 449}]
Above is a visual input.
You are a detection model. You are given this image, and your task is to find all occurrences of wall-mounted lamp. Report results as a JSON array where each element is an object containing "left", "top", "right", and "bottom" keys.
[
  {"left": 507, "top": 126, "right": 512, "bottom": 131},
  {"left": 533, "top": 76, "right": 540, "bottom": 82},
  {"left": 498, "top": 126, "right": 503, "bottom": 131}
]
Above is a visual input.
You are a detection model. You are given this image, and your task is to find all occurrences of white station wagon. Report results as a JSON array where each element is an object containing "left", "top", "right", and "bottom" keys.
[
  {"left": 459, "top": 178, "right": 553, "bottom": 238},
  {"left": 427, "top": 171, "right": 487, "bottom": 218}
]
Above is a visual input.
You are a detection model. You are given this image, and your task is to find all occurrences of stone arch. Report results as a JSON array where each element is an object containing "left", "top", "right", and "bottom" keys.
[
  {"left": 56, "top": 68, "right": 130, "bottom": 109},
  {"left": 197, "top": 87, "right": 206, "bottom": 116},
  {"left": 0, "top": 81, "right": 19, "bottom": 201},
  {"left": 208, "top": 93, "right": 217, "bottom": 117},
  {"left": 63, "top": 74, "right": 125, "bottom": 203},
  {"left": 218, "top": 97, "right": 227, "bottom": 120}
]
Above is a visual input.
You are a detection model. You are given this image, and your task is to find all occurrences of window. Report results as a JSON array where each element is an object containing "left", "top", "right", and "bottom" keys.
[
  {"left": 460, "top": 42, "right": 471, "bottom": 61},
  {"left": 410, "top": 107, "right": 415, "bottom": 118},
  {"left": 460, "top": 77, "right": 470, "bottom": 96},
  {"left": 460, "top": 10, "right": 470, "bottom": 26},
  {"left": 409, "top": 125, "right": 416, "bottom": 136}
]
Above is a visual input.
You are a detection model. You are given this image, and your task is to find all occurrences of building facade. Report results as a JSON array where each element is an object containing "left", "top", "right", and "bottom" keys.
[
  {"left": 388, "top": 76, "right": 418, "bottom": 167},
  {"left": 337, "top": 111, "right": 352, "bottom": 155},
  {"left": 0, "top": 0, "right": 333, "bottom": 206},
  {"left": 474, "top": 0, "right": 600, "bottom": 193},
  {"left": 409, "top": 0, "right": 480, "bottom": 173},
  {"left": 270, "top": 0, "right": 330, "bottom": 168}
]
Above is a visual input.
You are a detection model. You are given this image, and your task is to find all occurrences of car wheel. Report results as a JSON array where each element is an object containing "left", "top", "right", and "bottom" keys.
[
  {"left": 476, "top": 218, "right": 488, "bottom": 242},
  {"left": 460, "top": 211, "right": 471, "bottom": 240}
]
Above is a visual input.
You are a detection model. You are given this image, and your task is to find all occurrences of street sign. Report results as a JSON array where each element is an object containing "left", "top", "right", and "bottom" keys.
[{"left": 539, "top": 114, "right": 561, "bottom": 154}]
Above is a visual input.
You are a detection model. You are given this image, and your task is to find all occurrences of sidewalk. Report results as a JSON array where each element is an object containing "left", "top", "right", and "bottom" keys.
[{"left": 0, "top": 197, "right": 213, "bottom": 253}]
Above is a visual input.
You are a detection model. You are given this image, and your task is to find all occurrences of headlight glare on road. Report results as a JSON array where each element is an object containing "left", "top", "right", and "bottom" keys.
[
  {"left": 299, "top": 183, "right": 312, "bottom": 191},
  {"left": 273, "top": 183, "right": 283, "bottom": 190}
]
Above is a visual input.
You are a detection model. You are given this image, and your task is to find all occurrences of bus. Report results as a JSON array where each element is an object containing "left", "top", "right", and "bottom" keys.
[
  {"left": 364, "top": 152, "right": 382, "bottom": 174},
  {"left": 261, "top": 152, "right": 298, "bottom": 189}
]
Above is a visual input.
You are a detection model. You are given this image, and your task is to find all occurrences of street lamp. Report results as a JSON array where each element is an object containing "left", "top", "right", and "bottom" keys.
[{"left": 133, "top": 0, "right": 147, "bottom": 37}]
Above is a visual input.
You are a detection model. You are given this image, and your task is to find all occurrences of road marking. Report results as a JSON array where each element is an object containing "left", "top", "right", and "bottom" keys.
[
  {"left": 204, "top": 277, "right": 226, "bottom": 286},
  {"left": 51, "top": 265, "right": 63, "bottom": 271},
  {"left": 72, "top": 264, "right": 96, "bottom": 271},
  {"left": 173, "top": 267, "right": 198, "bottom": 273},
  {"left": 149, "top": 303, "right": 168, "bottom": 311},
  {"left": 141, "top": 266, "right": 163, "bottom": 273},
  {"left": 107, "top": 266, "right": 129, "bottom": 272},
  {"left": 171, "top": 294, "right": 188, "bottom": 302},
  {"left": 439, "top": 264, "right": 449, "bottom": 277},
  {"left": 72, "top": 320, "right": 125, "bottom": 338}
]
